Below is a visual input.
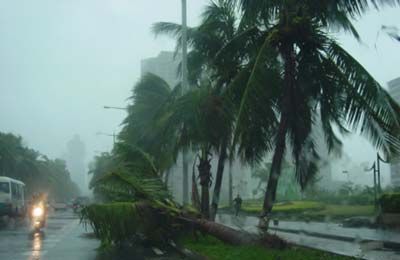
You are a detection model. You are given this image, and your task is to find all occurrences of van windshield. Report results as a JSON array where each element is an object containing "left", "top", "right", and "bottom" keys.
[{"left": 0, "top": 182, "right": 10, "bottom": 194}]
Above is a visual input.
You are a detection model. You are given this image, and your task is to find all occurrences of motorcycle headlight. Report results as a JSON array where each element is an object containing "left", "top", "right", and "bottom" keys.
[{"left": 32, "top": 207, "right": 44, "bottom": 217}]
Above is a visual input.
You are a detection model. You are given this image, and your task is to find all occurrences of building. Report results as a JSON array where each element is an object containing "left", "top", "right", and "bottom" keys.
[
  {"left": 141, "top": 51, "right": 181, "bottom": 88},
  {"left": 388, "top": 77, "right": 400, "bottom": 187},
  {"left": 65, "top": 135, "right": 87, "bottom": 195}
]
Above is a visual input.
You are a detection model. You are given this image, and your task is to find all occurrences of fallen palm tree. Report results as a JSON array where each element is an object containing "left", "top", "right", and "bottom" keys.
[{"left": 81, "top": 169, "right": 286, "bottom": 250}]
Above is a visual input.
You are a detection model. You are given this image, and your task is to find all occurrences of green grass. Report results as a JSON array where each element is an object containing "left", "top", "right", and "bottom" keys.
[
  {"left": 182, "top": 235, "right": 354, "bottom": 260},
  {"left": 221, "top": 201, "right": 375, "bottom": 221},
  {"left": 238, "top": 201, "right": 325, "bottom": 214},
  {"left": 315, "top": 205, "right": 375, "bottom": 218}
]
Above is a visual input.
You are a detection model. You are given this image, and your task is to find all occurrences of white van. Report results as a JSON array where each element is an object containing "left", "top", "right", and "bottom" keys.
[{"left": 0, "top": 177, "right": 26, "bottom": 217}]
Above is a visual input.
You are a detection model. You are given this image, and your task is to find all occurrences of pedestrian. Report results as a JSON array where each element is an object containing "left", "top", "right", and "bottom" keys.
[{"left": 233, "top": 194, "right": 242, "bottom": 217}]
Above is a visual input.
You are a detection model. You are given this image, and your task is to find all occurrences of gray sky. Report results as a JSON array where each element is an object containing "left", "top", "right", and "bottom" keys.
[{"left": 0, "top": 1, "right": 398, "bottom": 183}]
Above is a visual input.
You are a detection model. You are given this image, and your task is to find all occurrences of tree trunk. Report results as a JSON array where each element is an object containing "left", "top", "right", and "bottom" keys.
[
  {"left": 198, "top": 157, "right": 211, "bottom": 219},
  {"left": 190, "top": 218, "right": 286, "bottom": 248},
  {"left": 194, "top": 219, "right": 255, "bottom": 245},
  {"left": 210, "top": 139, "right": 228, "bottom": 221},
  {"left": 182, "top": 151, "right": 189, "bottom": 205},
  {"left": 228, "top": 160, "right": 233, "bottom": 207},
  {"left": 191, "top": 156, "right": 201, "bottom": 211},
  {"left": 164, "top": 169, "right": 171, "bottom": 186},
  {"left": 262, "top": 43, "right": 295, "bottom": 220}
]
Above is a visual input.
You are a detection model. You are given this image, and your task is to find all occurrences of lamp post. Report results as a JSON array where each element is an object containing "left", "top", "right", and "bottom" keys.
[
  {"left": 376, "top": 153, "right": 389, "bottom": 194},
  {"left": 181, "top": 0, "right": 188, "bottom": 93},
  {"left": 96, "top": 132, "right": 116, "bottom": 145},
  {"left": 365, "top": 163, "right": 378, "bottom": 209},
  {"left": 181, "top": 0, "right": 189, "bottom": 205},
  {"left": 103, "top": 106, "right": 127, "bottom": 111}
]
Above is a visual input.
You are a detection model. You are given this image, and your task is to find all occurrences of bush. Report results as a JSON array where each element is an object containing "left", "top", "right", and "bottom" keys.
[{"left": 380, "top": 193, "right": 400, "bottom": 213}]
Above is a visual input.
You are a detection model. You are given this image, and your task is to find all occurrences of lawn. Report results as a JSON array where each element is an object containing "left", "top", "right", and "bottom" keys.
[
  {"left": 315, "top": 205, "right": 375, "bottom": 218},
  {"left": 182, "top": 235, "right": 354, "bottom": 260},
  {"left": 221, "top": 201, "right": 375, "bottom": 221}
]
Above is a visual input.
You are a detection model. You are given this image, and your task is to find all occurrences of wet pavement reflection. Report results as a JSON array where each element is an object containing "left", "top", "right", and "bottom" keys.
[
  {"left": 217, "top": 214, "right": 400, "bottom": 260},
  {"left": 0, "top": 210, "right": 181, "bottom": 260}
]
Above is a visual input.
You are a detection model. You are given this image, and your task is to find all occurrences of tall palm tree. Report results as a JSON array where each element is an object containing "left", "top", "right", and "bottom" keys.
[
  {"left": 153, "top": 0, "right": 252, "bottom": 220},
  {"left": 231, "top": 0, "right": 400, "bottom": 218},
  {"left": 161, "top": 84, "right": 232, "bottom": 218}
]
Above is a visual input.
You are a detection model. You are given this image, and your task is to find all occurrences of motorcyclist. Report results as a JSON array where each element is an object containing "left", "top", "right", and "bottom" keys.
[{"left": 30, "top": 192, "right": 48, "bottom": 226}]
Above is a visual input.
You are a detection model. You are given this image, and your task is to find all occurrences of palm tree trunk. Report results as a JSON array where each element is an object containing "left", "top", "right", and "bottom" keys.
[
  {"left": 182, "top": 151, "right": 189, "bottom": 205},
  {"left": 191, "top": 156, "right": 201, "bottom": 210},
  {"left": 164, "top": 169, "right": 171, "bottom": 186},
  {"left": 228, "top": 159, "right": 233, "bottom": 207},
  {"left": 193, "top": 219, "right": 256, "bottom": 245},
  {"left": 210, "top": 139, "right": 228, "bottom": 221},
  {"left": 198, "top": 157, "right": 211, "bottom": 219},
  {"left": 186, "top": 218, "right": 286, "bottom": 248},
  {"left": 262, "top": 118, "right": 287, "bottom": 216},
  {"left": 262, "top": 43, "right": 295, "bottom": 219}
]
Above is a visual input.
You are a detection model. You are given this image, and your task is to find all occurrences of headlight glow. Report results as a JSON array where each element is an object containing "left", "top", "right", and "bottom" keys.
[{"left": 32, "top": 207, "right": 44, "bottom": 217}]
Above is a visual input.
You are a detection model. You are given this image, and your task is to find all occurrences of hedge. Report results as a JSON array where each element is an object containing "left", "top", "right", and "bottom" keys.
[{"left": 380, "top": 193, "right": 400, "bottom": 213}]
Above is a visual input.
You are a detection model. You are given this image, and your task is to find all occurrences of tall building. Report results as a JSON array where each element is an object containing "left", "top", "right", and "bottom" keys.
[
  {"left": 65, "top": 135, "right": 87, "bottom": 194},
  {"left": 388, "top": 77, "right": 400, "bottom": 187},
  {"left": 141, "top": 51, "right": 181, "bottom": 87}
]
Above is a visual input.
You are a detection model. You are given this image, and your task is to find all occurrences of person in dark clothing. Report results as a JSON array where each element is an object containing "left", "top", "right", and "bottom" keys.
[{"left": 233, "top": 194, "right": 242, "bottom": 216}]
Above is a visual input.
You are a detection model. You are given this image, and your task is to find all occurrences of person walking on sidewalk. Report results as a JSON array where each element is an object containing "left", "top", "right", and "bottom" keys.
[{"left": 233, "top": 194, "right": 243, "bottom": 216}]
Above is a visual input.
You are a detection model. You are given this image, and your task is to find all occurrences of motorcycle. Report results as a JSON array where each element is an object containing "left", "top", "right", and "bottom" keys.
[{"left": 30, "top": 203, "right": 46, "bottom": 233}]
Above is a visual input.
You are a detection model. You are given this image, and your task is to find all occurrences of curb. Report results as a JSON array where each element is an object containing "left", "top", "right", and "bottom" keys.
[{"left": 268, "top": 226, "right": 400, "bottom": 250}]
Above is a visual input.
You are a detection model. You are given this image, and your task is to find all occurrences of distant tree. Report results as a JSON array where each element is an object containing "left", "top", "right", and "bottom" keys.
[{"left": 0, "top": 132, "right": 79, "bottom": 201}]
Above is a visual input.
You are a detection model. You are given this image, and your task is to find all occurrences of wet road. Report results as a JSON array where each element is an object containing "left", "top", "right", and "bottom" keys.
[
  {"left": 0, "top": 210, "right": 183, "bottom": 260},
  {"left": 0, "top": 210, "right": 99, "bottom": 260},
  {"left": 217, "top": 214, "right": 400, "bottom": 260}
]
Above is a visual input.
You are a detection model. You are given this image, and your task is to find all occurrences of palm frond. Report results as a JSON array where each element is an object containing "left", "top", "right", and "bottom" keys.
[{"left": 326, "top": 41, "right": 400, "bottom": 156}]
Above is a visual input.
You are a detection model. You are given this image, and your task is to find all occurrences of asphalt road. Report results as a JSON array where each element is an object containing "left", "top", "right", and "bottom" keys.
[
  {"left": 0, "top": 210, "right": 100, "bottom": 260},
  {"left": 0, "top": 210, "right": 183, "bottom": 260}
]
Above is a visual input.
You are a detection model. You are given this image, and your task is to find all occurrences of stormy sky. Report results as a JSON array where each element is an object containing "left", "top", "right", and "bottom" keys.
[{"left": 0, "top": 1, "right": 399, "bottom": 185}]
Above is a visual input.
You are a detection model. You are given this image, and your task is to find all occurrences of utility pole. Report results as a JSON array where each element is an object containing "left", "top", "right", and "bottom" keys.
[
  {"left": 181, "top": 0, "right": 189, "bottom": 205},
  {"left": 228, "top": 160, "right": 233, "bottom": 207},
  {"left": 181, "top": 0, "right": 188, "bottom": 93},
  {"left": 365, "top": 163, "right": 378, "bottom": 209},
  {"left": 376, "top": 152, "right": 389, "bottom": 194}
]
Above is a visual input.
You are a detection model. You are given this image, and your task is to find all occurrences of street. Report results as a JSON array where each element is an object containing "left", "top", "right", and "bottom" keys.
[
  {"left": 0, "top": 210, "right": 100, "bottom": 260},
  {"left": 0, "top": 210, "right": 184, "bottom": 260}
]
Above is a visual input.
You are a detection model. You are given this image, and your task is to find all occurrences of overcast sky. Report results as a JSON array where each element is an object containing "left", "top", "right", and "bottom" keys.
[{"left": 0, "top": 1, "right": 398, "bottom": 184}]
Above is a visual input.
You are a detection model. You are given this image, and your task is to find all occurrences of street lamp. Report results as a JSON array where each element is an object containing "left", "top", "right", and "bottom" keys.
[
  {"left": 376, "top": 153, "right": 389, "bottom": 194},
  {"left": 365, "top": 163, "right": 378, "bottom": 209},
  {"left": 103, "top": 106, "right": 127, "bottom": 111},
  {"left": 181, "top": 0, "right": 188, "bottom": 93}
]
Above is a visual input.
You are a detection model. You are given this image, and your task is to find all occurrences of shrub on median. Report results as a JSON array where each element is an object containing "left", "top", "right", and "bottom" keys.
[{"left": 380, "top": 193, "right": 400, "bottom": 213}]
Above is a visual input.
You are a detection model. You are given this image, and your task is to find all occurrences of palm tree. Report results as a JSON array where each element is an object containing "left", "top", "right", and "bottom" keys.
[
  {"left": 153, "top": 0, "right": 252, "bottom": 220},
  {"left": 84, "top": 158, "right": 285, "bottom": 248},
  {"left": 231, "top": 0, "right": 400, "bottom": 218},
  {"left": 160, "top": 84, "right": 232, "bottom": 218},
  {"left": 120, "top": 73, "right": 181, "bottom": 174}
]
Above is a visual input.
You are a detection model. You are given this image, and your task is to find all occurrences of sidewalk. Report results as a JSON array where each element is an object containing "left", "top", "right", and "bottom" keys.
[{"left": 216, "top": 214, "right": 400, "bottom": 260}]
